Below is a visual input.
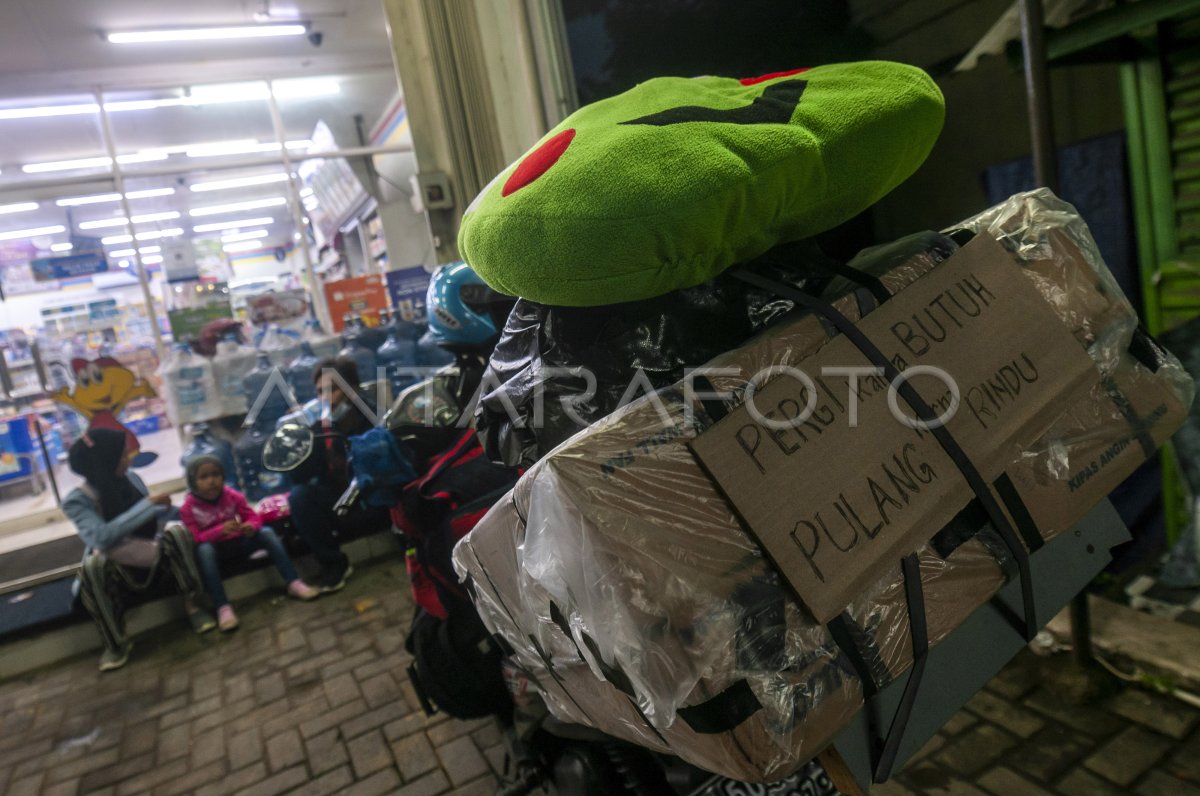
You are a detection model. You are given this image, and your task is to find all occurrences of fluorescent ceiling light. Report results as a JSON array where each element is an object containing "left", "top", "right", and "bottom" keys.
[
  {"left": 22, "top": 152, "right": 167, "bottom": 174},
  {"left": 101, "top": 228, "right": 183, "bottom": 245},
  {"left": 191, "top": 216, "right": 275, "bottom": 233},
  {"left": 0, "top": 202, "right": 38, "bottom": 215},
  {"left": 50, "top": 242, "right": 73, "bottom": 252},
  {"left": 57, "top": 188, "right": 176, "bottom": 207},
  {"left": 0, "top": 79, "right": 336, "bottom": 122},
  {"left": 184, "top": 139, "right": 311, "bottom": 159},
  {"left": 24, "top": 156, "right": 111, "bottom": 174},
  {"left": 78, "top": 211, "right": 182, "bottom": 230},
  {"left": 137, "top": 228, "right": 182, "bottom": 241},
  {"left": 299, "top": 187, "right": 313, "bottom": 198},
  {"left": 0, "top": 224, "right": 65, "bottom": 241},
  {"left": 190, "top": 172, "right": 288, "bottom": 192},
  {"left": 221, "top": 229, "right": 270, "bottom": 242},
  {"left": 142, "top": 255, "right": 164, "bottom": 264},
  {"left": 0, "top": 102, "right": 98, "bottom": 120},
  {"left": 107, "top": 245, "right": 162, "bottom": 257},
  {"left": 223, "top": 240, "right": 265, "bottom": 253},
  {"left": 107, "top": 25, "right": 308, "bottom": 44},
  {"left": 190, "top": 197, "right": 286, "bottom": 217},
  {"left": 182, "top": 139, "right": 262, "bottom": 158},
  {"left": 303, "top": 197, "right": 319, "bottom": 211}
]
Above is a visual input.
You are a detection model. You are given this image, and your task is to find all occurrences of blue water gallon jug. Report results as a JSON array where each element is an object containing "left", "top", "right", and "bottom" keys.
[
  {"left": 416, "top": 327, "right": 454, "bottom": 368},
  {"left": 338, "top": 317, "right": 377, "bottom": 387},
  {"left": 286, "top": 342, "right": 321, "bottom": 404},
  {"left": 302, "top": 319, "right": 341, "bottom": 361},
  {"left": 376, "top": 322, "right": 420, "bottom": 396},
  {"left": 244, "top": 353, "right": 292, "bottom": 427}
]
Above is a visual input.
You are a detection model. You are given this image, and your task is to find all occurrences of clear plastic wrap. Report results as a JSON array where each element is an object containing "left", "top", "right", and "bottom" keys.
[
  {"left": 475, "top": 234, "right": 958, "bottom": 468},
  {"left": 454, "top": 190, "right": 1194, "bottom": 782}
]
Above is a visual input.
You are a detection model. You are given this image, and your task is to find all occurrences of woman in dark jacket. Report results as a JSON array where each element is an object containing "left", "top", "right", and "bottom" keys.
[
  {"left": 288, "top": 356, "right": 390, "bottom": 592},
  {"left": 64, "top": 428, "right": 214, "bottom": 671}
]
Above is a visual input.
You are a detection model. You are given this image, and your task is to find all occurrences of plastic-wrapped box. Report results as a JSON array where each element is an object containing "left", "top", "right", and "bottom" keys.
[{"left": 454, "top": 190, "right": 1194, "bottom": 781}]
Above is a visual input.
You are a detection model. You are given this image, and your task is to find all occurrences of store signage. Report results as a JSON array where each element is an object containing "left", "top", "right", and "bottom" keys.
[
  {"left": 167, "top": 304, "right": 235, "bottom": 343},
  {"left": 299, "top": 120, "right": 367, "bottom": 243},
  {"left": 0, "top": 242, "right": 36, "bottom": 265},
  {"left": 0, "top": 262, "right": 40, "bottom": 296},
  {"left": 162, "top": 241, "right": 199, "bottom": 282},
  {"left": 30, "top": 252, "right": 108, "bottom": 282},
  {"left": 324, "top": 275, "right": 388, "bottom": 332},
  {"left": 384, "top": 267, "right": 431, "bottom": 322}
]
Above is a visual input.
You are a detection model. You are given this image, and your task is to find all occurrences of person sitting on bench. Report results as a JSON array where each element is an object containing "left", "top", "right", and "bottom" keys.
[
  {"left": 288, "top": 356, "right": 390, "bottom": 592},
  {"left": 63, "top": 428, "right": 215, "bottom": 671}
]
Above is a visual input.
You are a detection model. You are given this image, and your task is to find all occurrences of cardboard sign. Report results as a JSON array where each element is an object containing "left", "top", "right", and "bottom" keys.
[
  {"left": 323, "top": 275, "right": 389, "bottom": 332},
  {"left": 690, "top": 235, "right": 1099, "bottom": 623}
]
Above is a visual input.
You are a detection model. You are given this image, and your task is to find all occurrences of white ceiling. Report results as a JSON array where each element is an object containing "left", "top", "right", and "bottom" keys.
[{"left": 0, "top": 0, "right": 396, "bottom": 97}]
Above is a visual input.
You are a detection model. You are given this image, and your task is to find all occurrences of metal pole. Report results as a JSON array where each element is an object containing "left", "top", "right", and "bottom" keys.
[
  {"left": 1019, "top": 0, "right": 1059, "bottom": 193},
  {"left": 33, "top": 415, "right": 60, "bottom": 505},
  {"left": 95, "top": 89, "right": 168, "bottom": 367},
  {"left": 265, "top": 82, "right": 332, "bottom": 333},
  {"left": 1020, "top": 0, "right": 1095, "bottom": 666}
]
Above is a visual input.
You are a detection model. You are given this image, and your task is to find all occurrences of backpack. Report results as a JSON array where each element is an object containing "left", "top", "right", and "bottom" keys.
[
  {"left": 394, "top": 428, "right": 521, "bottom": 719},
  {"left": 392, "top": 429, "right": 520, "bottom": 618}
]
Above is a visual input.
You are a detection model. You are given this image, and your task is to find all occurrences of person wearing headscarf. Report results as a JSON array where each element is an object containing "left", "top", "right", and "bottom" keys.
[
  {"left": 287, "top": 356, "right": 389, "bottom": 592},
  {"left": 180, "top": 454, "right": 318, "bottom": 632},
  {"left": 63, "top": 427, "right": 215, "bottom": 671}
]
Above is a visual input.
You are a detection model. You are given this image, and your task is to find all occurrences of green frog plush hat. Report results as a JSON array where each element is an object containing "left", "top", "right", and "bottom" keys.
[{"left": 458, "top": 61, "right": 944, "bottom": 307}]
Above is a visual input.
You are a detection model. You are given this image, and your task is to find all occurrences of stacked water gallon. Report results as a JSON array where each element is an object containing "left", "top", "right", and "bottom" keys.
[
  {"left": 210, "top": 334, "right": 257, "bottom": 417},
  {"left": 338, "top": 314, "right": 378, "bottom": 386},
  {"left": 376, "top": 309, "right": 423, "bottom": 396},
  {"left": 244, "top": 352, "right": 292, "bottom": 428},
  {"left": 159, "top": 343, "right": 222, "bottom": 426}
]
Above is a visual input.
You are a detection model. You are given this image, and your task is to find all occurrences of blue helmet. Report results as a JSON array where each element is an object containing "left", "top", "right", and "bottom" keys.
[{"left": 425, "top": 261, "right": 512, "bottom": 349}]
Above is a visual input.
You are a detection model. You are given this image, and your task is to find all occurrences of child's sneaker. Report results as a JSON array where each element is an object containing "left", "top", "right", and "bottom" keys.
[
  {"left": 217, "top": 604, "right": 239, "bottom": 632},
  {"left": 287, "top": 580, "right": 320, "bottom": 601}
]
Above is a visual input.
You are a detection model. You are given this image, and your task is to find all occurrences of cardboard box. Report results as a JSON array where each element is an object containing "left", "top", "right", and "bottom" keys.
[{"left": 454, "top": 191, "right": 1192, "bottom": 782}]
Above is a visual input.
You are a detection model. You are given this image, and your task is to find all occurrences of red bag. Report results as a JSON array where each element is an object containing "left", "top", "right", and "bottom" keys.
[{"left": 391, "top": 429, "right": 520, "bottom": 617}]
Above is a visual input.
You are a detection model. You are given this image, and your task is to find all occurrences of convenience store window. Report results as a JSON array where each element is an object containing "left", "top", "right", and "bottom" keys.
[{"left": 0, "top": 71, "right": 412, "bottom": 528}]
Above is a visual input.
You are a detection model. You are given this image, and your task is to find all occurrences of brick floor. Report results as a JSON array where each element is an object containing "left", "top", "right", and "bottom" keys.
[
  {"left": 3, "top": 557, "right": 1200, "bottom": 795},
  {"left": 888, "top": 649, "right": 1200, "bottom": 795},
  {"left": 0, "top": 559, "right": 501, "bottom": 796}
]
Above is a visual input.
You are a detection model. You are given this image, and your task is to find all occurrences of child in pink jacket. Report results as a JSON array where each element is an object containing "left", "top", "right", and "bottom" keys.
[{"left": 180, "top": 455, "right": 318, "bottom": 631}]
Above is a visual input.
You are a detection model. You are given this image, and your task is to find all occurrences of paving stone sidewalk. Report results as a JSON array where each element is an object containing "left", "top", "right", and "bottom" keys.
[
  {"left": 0, "top": 559, "right": 501, "bottom": 796},
  {"left": 878, "top": 645, "right": 1200, "bottom": 796},
  {"left": 2, "top": 556, "right": 1199, "bottom": 795}
]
